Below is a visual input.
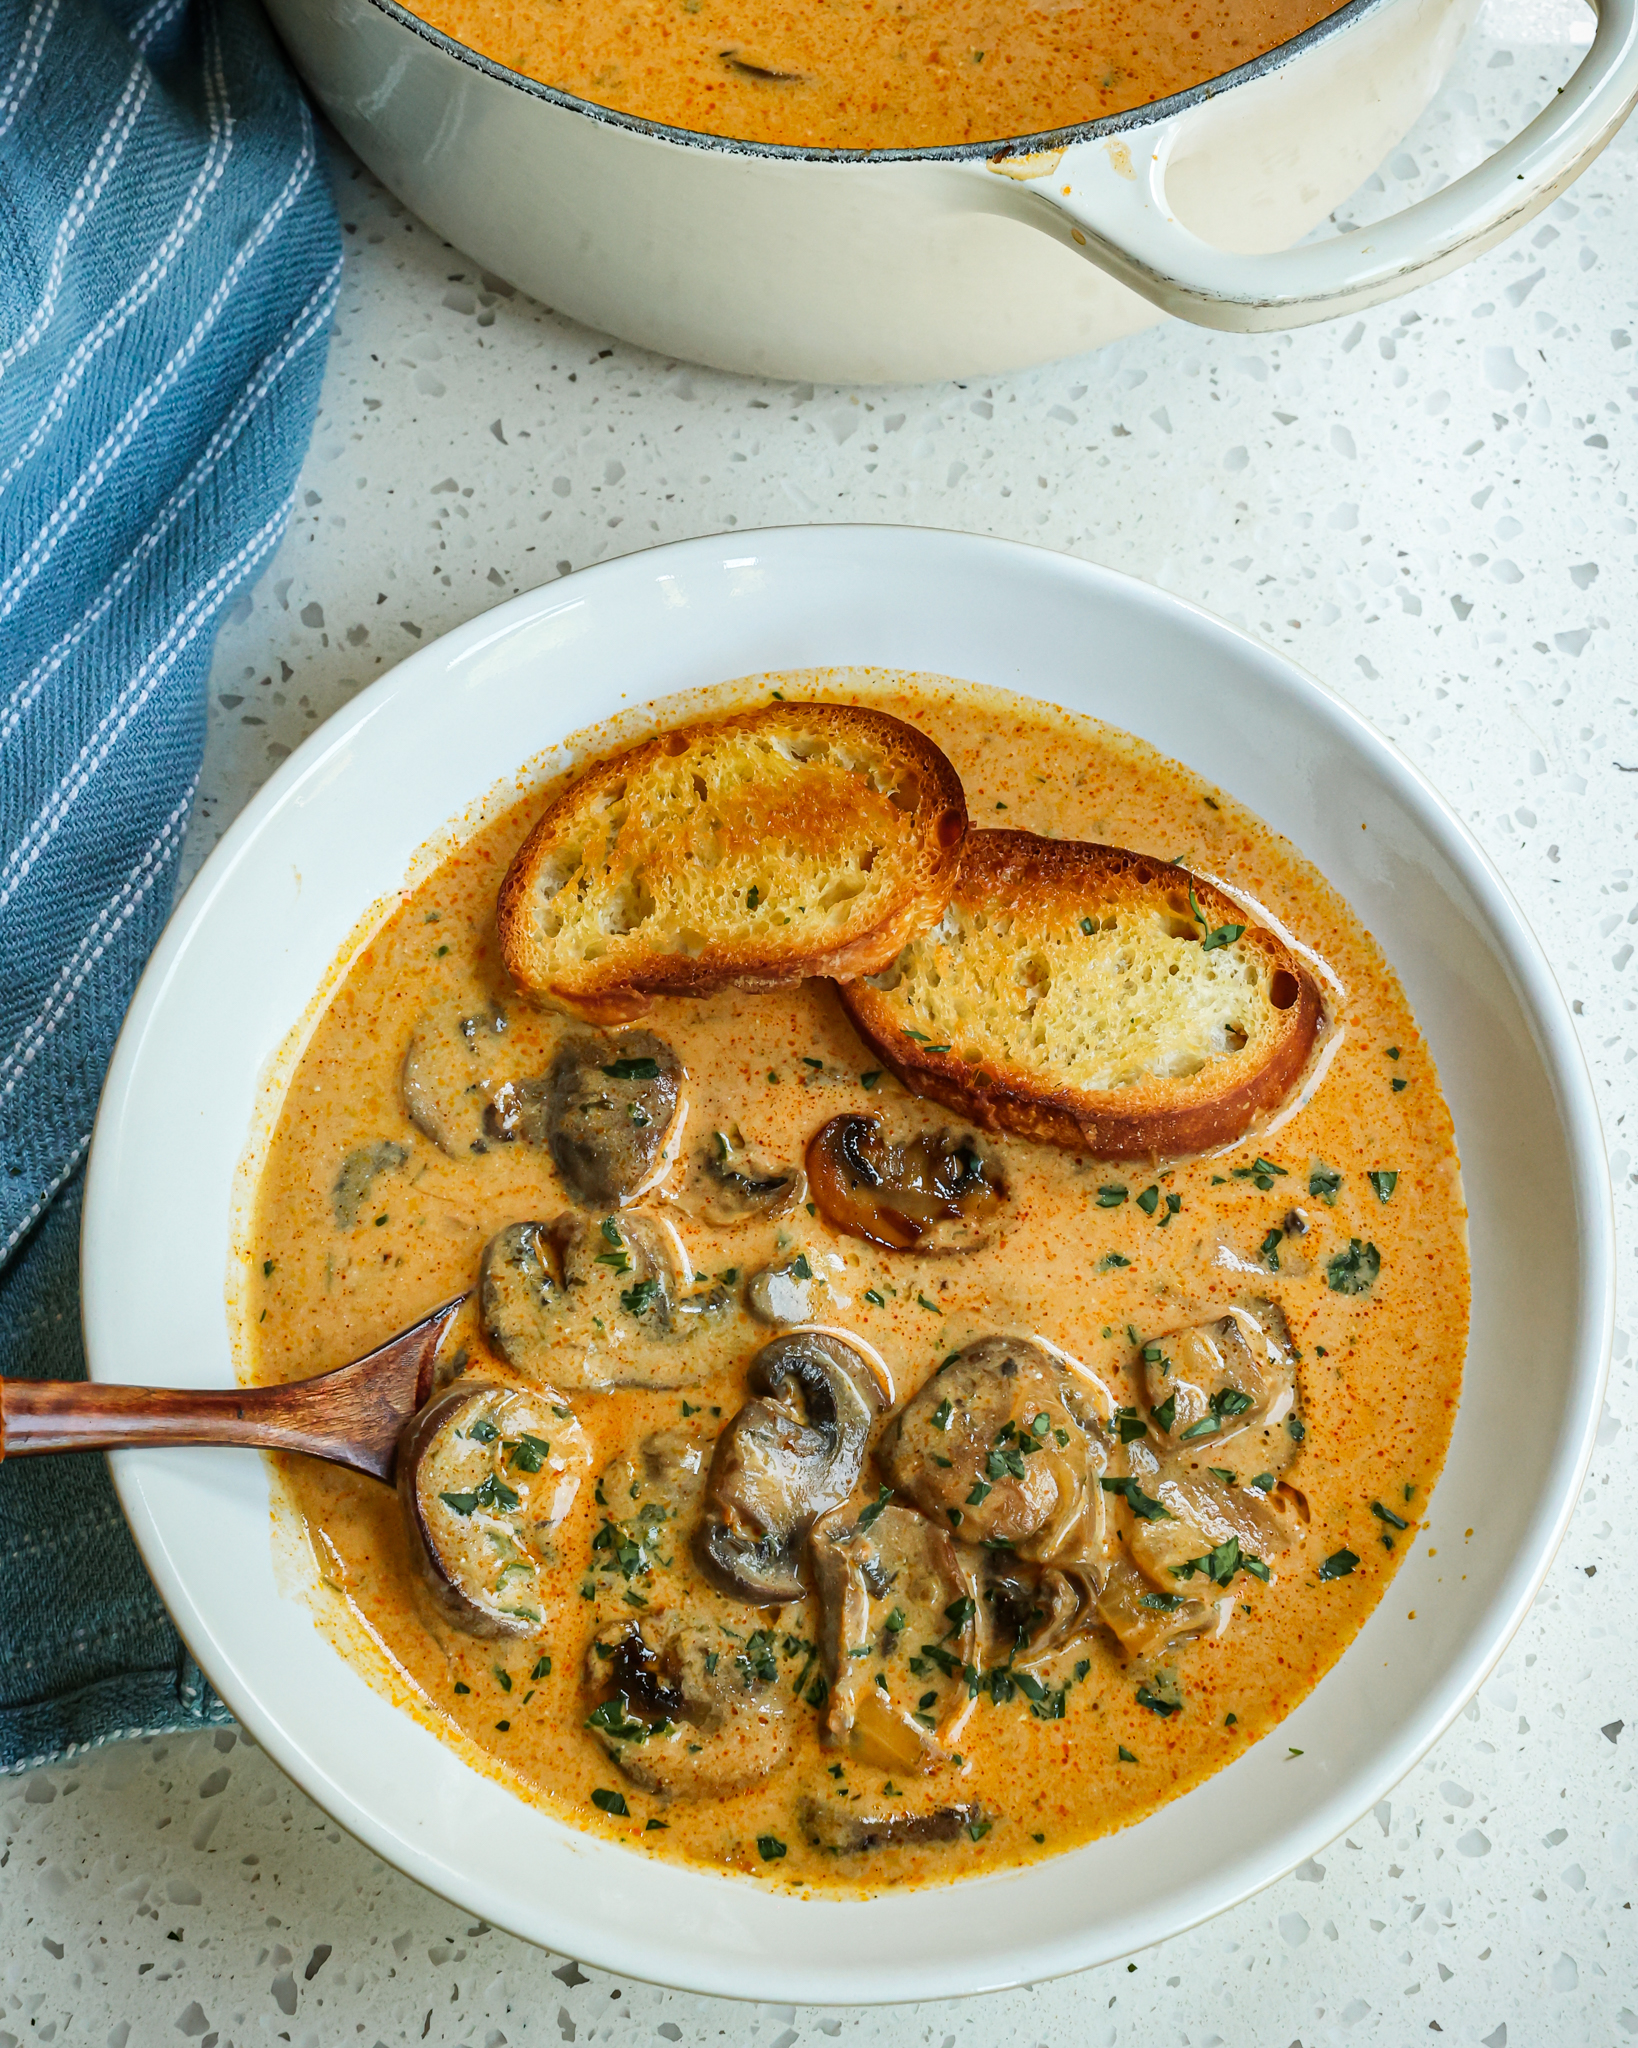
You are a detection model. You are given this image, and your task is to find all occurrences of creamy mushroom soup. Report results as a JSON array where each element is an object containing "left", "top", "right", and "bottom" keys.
[
  {"left": 242, "top": 673, "right": 1468, "bottom": 1893},
  {"left": 405, "top": 0, "right": 1346, "bottom": 149}
]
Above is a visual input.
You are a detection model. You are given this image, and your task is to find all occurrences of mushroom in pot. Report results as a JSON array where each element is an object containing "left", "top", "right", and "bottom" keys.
[
  {"left": 681, "top": 1128, "right": 804, "bottom": 1226},
  {"left": 401, "top": 1001, "right": 509, "bottom": 1156},
  {"left": 539, "top": 1030, "right": 684, "bottom": 1206},
  {"left": 479, "top": 1210, "right": 730, "bottom": 1391},
  {"left": 1139, "top": 1300, "right": 1301, "bottom": 1476},
  {"left": 806, "top": 1114, "right": 1005, "bottom": 1252},
  {"left": 694, "top": 1329, "right": 889, "bottom": 1603},
  {"left": 881, "top": 1336, "right": 1112, "bottom": 1565},
  {"left": 583, "top": 1613, "right": 792, "bottom": 1799},
  {"left": 810, "top": 1494, "right": 980, "bottom": 1771},
  {"left": 978, "top": 1558, "right": 1105, "bottom": 1676},
  {"left": 397, "top": 1382, "right": 590, "bottom": 1637}
]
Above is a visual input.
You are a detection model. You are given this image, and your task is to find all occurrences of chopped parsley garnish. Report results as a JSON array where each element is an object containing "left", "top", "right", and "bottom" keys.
[
  {"left": 439, "top": 1473, "right": 520, "bottom": 1516},
  {"left": 1117, "top": 1745, "right": 1137, "bottom": 1762},
  {"left": 531, "top": 1655, "right": 553, "bottom": 1680},
  {"left": 1392, "top": 1076, "right": 1408, "bottom": 1092},
  {"left": 1259, "top": 1227, "right": 1283, "bottom": 1271},
  {"left": 917, "top": 1292, "right": 941, "bottom": 1313},
  {"left": 1309, "top": 1164, "right": 1343, "bottom": 1205},
  {"left": 1172, "top": 1536, "right": 1265, "bottom": 1588},
  {"left": 863, "top": 1288, "right": 885, "bottom": 1307},
  {"left": 855, "top": 1484, "right": 893, "bottom": 1532},
  {"left": 1178, "top": 1414, "right": 1220, "bottom": 1441},
  {"left": 1097, "top": 1184, "right": 1129, "bottom": 1208},
  {"left": 1187, "top": 880, "right": 1244, "bottom": 952},
  {"left": 620, "top": 1277, "right": 662, "bottom": 1317},
  {"left": 931, "top": 1398, "right": 953, "bottom": 1431},
  {"left": 1326, "top": 1238, "right": 1381, "bottom": 1295},
  {"left": 1151, "top": 1393, "right": 1177, "bottom": 1435},
  {"left": 1100, "top": 1252, "right": 1131, "bottom": 1270},
  {"left": 1318, "top": 1548, "right": 1361, "bottom": 1580},
  {"left": 966, "top": 1481, "right": 993, "bottom": 1506},
  {"left": 467, "top": 1417, "right": 500, "bottom": 1444},
  {"left": 1211, "top": 1386, "right": 1254, "bottom": 1421},
  {"left": 1368, "top": 1169, "right": 1399, "bottom": 1203},
  {"left": 591, "top": 1788, "right": 630, "bottom": 1815},
  {"left": 1136, "top": 1185, "right": 1160, "bottom": 1216},
  {"left": 1135, "top": 1683, "right": 1182, "bottom": 1718},
  {"left": 1080, "top": 916, "right": 1095, "bottom": 935},
  {"left": 1287, "top": 1415, "right": 1306, "bottom": 1443},
  {"left": 790, "top": 1252, "right": 814, "bottom": 1280},
  {"left": 1370, "top": 1500, "right": 1409, "bottom": 1530},
  {"left": 645, "top": 1819, "right": 668, "bottom": 1831},
  {"left": 1250, "top": 1471, "right": 1275, "bottom": 1491},
  {"left": 1100, "top": 1476, "right": 1171, "bottom": 1520},
  {"left": 1386, "top": 1045, "right": 1401, "bottom": 1059},
  {"left": 756, "top": 1835, "right": 788, "bottom": 1861},
  {"left": 1233, "top": 1156, "right": 1289, "bottom": 1191},
  {"left": 600, "top": 1057, "right": 659, "bottom": 1082},
  {"left": 746, "top": 885, "right": 760, "bottom": 910},
  {"left": 1113, "top": 1406, "right": 1148, "bottom": 1445},
  {"left": 968, "top": 1819, "right": 992, "bottom": 1841},
  {"left": 860, "top": 1070, "right": 882, "bottom": 1090},
  {"left": 507, "top": 1433, "right": 550, "bottom": 1472}
]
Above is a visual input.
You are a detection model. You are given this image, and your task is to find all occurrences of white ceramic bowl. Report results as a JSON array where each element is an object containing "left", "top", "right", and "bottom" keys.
[{"left": 85, "top": 527, "right": 1612, "bottom": 2002}]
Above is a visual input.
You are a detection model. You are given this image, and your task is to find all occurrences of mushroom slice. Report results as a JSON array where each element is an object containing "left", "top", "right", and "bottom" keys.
[
  {"left": 681, "top": 1129, "right": 804, "bottom": 1226},
  {"left": 331, "top": 1140, "right": 408, "bottom": 1228},
  {"left": 583, "top": 1613, "right": 791, "bottom": 1800},
  {"left": 881, "top": 1336, "right": 1111, "bottom": 1566},
  {"left": 1140, "top": 1300, "right": 1300, "bottom": 1474},
  {"left": 797, "top": 1796, "right": 989, "bottom": 1853},
  {"left": 479, "top": 1211, "right": 728, "bottom": 1391},
  {"left": 811, "top": 1497, "right": 980, "bottom": 1772},
  {"left": 542, "top": 1030, "right": 685, "bottom": 1207},
  {"left": 979, "top": 1560, "right": 1104, "bottom": 1677},
  {"left": 694, "top": 1329, "right": 888, "bottom": 1603},
  {"left": 401, "top": 1001, "right": 509, "bottom": 1156},
  {"left": 397, "top": 1381, "right": 590, "bottom": 1638},
  {"left": 1095, "top": 1556, "right": 1218, "bottom": 1659},
  {"left": 1124, "top": 1454, "right": 1303, "bottom": 1594},
  {"left": 806, "top": 1114, "right": 1005, "bottom": 1252},
  {"left": 744, "top": 1257, "right": 820, "bottom": 1327}
]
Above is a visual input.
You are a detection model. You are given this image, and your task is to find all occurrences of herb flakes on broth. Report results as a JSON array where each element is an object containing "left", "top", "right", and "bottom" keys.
[
  {"left": 243, "top": 674, "right": 1467, "bottom": 1894},
  {"left": 404, "top": 0, "right": 1348, "bottom": 150}
]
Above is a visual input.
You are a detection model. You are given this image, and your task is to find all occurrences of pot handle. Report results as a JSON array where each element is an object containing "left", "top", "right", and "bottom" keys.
[{"left": 983, "top": 0, "right": 1638, "bottom": 332}]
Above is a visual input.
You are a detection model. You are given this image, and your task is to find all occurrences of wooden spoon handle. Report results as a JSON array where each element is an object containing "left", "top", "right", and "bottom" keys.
[
  {"left": 0, "top": 1378, "right": 366, "bottom": 1460},
  {"left": 0, "top": 1294, "right": 467, "bottom": 1481}
]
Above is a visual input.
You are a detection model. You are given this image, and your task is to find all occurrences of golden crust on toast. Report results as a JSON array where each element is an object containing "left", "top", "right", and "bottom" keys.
[
  {"left": 497, "top": 703, "right": 967, "bottom": 1023},
  {"left": 836, "top": 830, "right": 1323, "bottom": 1159}
]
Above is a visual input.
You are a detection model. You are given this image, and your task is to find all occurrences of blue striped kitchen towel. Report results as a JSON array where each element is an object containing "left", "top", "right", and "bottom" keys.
[{"left": 0, "top": 0, "right": 340, "bottom": 1770}]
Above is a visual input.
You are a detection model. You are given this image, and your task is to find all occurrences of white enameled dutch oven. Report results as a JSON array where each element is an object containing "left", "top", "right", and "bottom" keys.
[{"left": 265, "top": 0, "right": 1638, "bottom": 381}]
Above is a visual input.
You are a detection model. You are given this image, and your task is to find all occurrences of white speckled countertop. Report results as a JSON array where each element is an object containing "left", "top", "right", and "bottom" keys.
[{"left": 6, "top": 0, "right": 1634, "bottom": 2037}]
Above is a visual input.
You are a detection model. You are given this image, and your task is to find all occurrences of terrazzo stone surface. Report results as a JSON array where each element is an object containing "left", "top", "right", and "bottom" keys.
[{"left": 6, "top": 0, "right": 1636, "bottom": 2037}]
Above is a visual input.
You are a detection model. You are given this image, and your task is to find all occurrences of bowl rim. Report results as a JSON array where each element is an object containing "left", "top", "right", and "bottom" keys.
[
  {"left": 334, "top": 0, "right": 1395, "bottom": 166},
  {"left": 84, "top": 524, "right": 1615, "bottom": 2002}
]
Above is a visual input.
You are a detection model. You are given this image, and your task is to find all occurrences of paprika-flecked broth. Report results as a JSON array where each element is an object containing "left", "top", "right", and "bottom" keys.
[
  {"left": 404, "top": 0, "right": 1346, "bottom": 149},
  {"left": 243, "top": 674, "right": 1467, "bottom": 1894}
]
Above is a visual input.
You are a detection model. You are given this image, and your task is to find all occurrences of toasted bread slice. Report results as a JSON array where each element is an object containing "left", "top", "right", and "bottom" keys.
[
  {"left": 836, "top": 830, "right": 1323, "bottom": 1159},
  {"left": 497, "top": 704, "right": 967, "bottom": 1024}
]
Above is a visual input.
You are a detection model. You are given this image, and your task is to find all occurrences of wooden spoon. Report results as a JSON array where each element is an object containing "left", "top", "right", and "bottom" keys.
[{"left": 0, "top": 1295, "right": 467, "bottom": 1484}]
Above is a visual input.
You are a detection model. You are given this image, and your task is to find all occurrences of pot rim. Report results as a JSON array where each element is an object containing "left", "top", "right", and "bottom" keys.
[{"left": 351, "top": 0, "right": 1396, "bottom": 164}]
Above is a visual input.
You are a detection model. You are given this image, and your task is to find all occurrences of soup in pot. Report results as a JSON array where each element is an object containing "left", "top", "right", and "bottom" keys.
[
  {"left": 242, "top": 674, "right": 1467, "bottom": 1894},
  {"left": 404, "top": 0, "right": 1347, "bottom": 149}
]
